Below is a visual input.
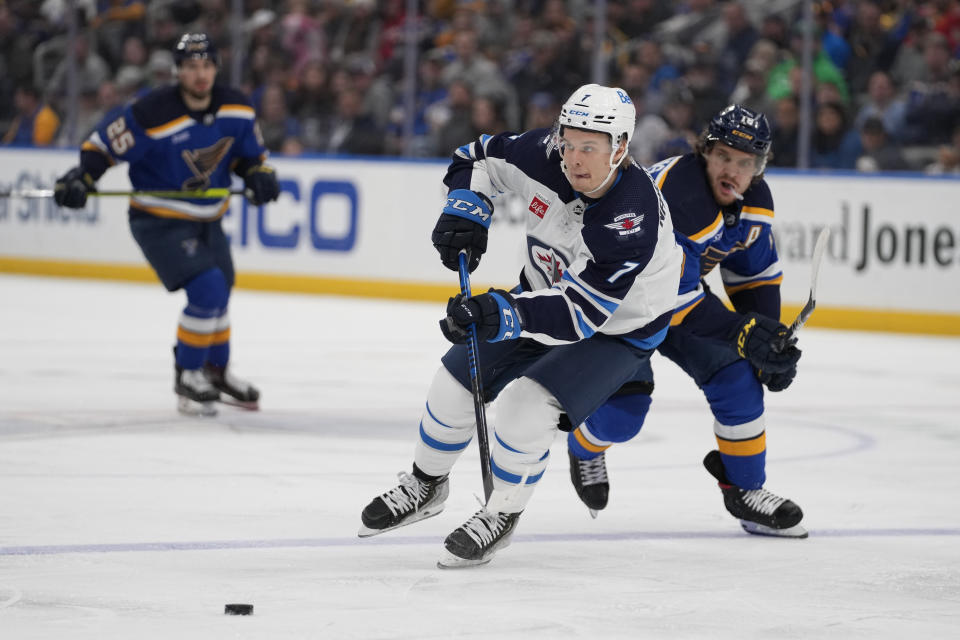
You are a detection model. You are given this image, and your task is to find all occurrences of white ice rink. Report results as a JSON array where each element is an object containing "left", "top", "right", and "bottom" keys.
[{"left": 1, "top": 273, "right": 959, "bottom": 639}]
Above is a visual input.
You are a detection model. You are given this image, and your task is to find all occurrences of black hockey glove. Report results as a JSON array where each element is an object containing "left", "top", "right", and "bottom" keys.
[
  {"left": 243, "top": 164, "right": 280, "bottom": 206},
  {"left": 757, "top": 363, "right": 797, "bottom": 392},
  {"left": 731, "top": 312, "right": 801, "bottom": 375},
  {"left": 440, "top": 289, "right": 522, "bottom": 344},
  {"left": 432, "top": 188, "right": 493, "bottom": 273},
  {"left": 54, "top": 166, "right": 97, "bottom": 208}
]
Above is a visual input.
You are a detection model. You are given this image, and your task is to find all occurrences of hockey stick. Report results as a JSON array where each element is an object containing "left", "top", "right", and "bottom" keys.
[
  {"left": 0, "top": 188, "right": 246, "bottom": 199},
  {"left": 780, "top": 226, "right": 831, "bottom": 348},
  {"left": 457, "top": 249, "right": 494, "bottom": 503}
]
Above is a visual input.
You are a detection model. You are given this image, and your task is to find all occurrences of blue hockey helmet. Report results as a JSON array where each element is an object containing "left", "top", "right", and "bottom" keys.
[
  {"left": 704, "top": 104, "right": 772, "bottom": 157},
  {"left": 173, "top": 32, "right": 219, "bottom": 66}
]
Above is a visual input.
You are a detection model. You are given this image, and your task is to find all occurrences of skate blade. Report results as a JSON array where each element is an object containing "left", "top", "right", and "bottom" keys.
[
  {"left": 218, "top": 396, "right": 259, "bottom": 411},
  {"left": 177, "top": 396, "right": 217, "bottom": 417},
  {"left": 436, "top": 549, "right": 493, "bottom": 569},
  {"left": 356, "top": 504, "right": 444, "bottom": 538},
  {"left": 740, "top": 520, "right": 809, "bottom": 539},
  {"left": 588, "top": 508, "right": 598, "bottom": 519}
]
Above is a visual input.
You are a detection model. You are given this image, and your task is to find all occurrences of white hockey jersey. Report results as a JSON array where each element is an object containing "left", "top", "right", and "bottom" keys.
[{"left": 444, "top": 129, "right": 683, "bottom": 348}]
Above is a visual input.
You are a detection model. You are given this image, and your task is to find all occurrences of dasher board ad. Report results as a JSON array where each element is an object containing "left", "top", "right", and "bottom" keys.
[{"left": 1, "top": 149, "right": 958, "bottom": 320}]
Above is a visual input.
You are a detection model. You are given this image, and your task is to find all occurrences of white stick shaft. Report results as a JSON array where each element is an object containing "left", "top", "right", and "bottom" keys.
[{"left": 788, "top": 227, "right": 831, "bottom": 338}]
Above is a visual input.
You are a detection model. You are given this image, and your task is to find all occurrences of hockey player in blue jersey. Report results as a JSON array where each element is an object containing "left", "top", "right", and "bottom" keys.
[
  {"left": 358, "top": 84, "right": 684, "bottom": 567},
  {"left": 53, "top": 33, "right": 280, "bottom": 416},
  {"left": 566, "top": 105, "right": 807, "bottom": 538}
]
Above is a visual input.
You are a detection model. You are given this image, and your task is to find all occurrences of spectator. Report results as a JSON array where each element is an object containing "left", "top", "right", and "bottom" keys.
[
  {"left": 145, "top": 50, "right": 176, "bottom": 90},
  {"left": 684, "top": 52, "right": 729, "bottom": 127},
  {"left": 1, "top": 84, "right": 60, "bottom": 146},
  {"left": 441, "top": 29, "right": 517, "bottom": 127},
  {"left": 810, "top": 101, "right": 860, "bottom": 169},
  {"left": 434, "top": 80, "right": 477, "bottom": 156},
  {"left": 636, "top": 84, "right": 699, "bottom": 165},
  {"left": 385, "top": 52, "right": 449, "bottom": 156},
  {"left": 902, "top": 34, "right": 960, "bottom": 145},
  {"left": 716, "top": 1, "right": 760, "bottom": 94},
  {"left": 842, "top": 0, "right": 901, "bottom": 96},
  {"left": 855, "top": 116, "right": 910, "bottom": 172},
  {"left": 523, "top": 91, "right": 558, "bottom": 131},
  {"left": 291, "top": 59, "right": 335, "bottom": 151},
  {"left": 326, "top": 88, "right": 385, "bottom": 156},
  {"left": 728, "top": 58, "right": 773, "bottom": 116},
  {"left": 619, "top": 0, "right": 673, "bottom": 39},
  {"left": 767, "top": 23, "right": 849, "bottom": 105},
  {"left": 470, "top": 94, "right": 508, "bottom": 138},
  {"left": 769, "top": 95, "right": 800, "bottom": 168},
  {"left": 45, "top": 35, "right": 111, "bottom": 101},
  {"left": 509, "top": 30, "right": 572, "bottom": 117},
  {"left": 925, "top": 122, "right": 960, "bottom": 175},
  {"left": 257, "top": 83, "right": 300, "bottom": 153},
  {"left": 854, "top": 70, "right": 908, "bottom": 141}
]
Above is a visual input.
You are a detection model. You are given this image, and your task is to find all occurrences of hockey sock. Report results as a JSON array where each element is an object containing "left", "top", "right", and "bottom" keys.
[
  {"left": 176, "top": 268, "right": 229, "bottom": 370},
  {"left": 703, "top": 360, "right": 766, "bottom": 489}
]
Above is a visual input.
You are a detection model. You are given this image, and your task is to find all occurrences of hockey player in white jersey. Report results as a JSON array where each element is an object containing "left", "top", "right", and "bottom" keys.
[{"left": 358, "top": 84, "right": 683, "bottom": 567}]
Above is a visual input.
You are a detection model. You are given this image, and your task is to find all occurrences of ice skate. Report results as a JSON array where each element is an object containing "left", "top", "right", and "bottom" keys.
[
  {"left": 569, "top": 449, "right": 609, "bottom": 518},
  {"left": 175, "top": 366, "right": 219, "bottom": 417},
  {"left": 703, "top": 450, "right": 807, "bottom": 538},
  {"left": 438, "top": 508, "right": 522, "bottom": 568},
  {"left": 358, "top": 469, "right": 449, "bottom": 537},
  {"left": 204, "top": 363, "right": 260, "bottom": 410}
]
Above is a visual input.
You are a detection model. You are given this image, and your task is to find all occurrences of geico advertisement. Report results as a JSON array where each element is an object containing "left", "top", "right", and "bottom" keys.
[
  {"left": 2, "top": 149, "right": 958, "bottom": 312},
  {"left": 767, "top": 172, "right": 960, "bottom": 313}
]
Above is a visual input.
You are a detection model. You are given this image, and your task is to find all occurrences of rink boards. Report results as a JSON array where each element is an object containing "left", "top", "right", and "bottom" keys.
[{"left": 0, "top": 147, "right": 958, "bottom": 335}]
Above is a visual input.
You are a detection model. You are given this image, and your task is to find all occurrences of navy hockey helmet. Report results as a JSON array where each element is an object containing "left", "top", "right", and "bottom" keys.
[
  {"left": 173, "top": 32, "right": 219, "bottom": 67},
  {"left": 704, "top": 104, "right": 772, "bottom": 157}
]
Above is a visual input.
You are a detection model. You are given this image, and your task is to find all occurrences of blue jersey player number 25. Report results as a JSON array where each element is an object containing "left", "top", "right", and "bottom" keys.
[{"left": 54, "top": 32, "right": 281, "bottom": 417}]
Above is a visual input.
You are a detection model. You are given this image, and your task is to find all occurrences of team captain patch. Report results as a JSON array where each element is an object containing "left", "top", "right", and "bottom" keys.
[
  {"left": 604, "top": 212, "right": 645, "bottom": 235},
  {"left": 529, "top": 194, "right": 549, "bottom": 218}
]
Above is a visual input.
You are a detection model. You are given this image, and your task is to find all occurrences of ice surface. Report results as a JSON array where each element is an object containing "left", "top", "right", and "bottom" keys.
[{"left": 1, "top": 274, "right": 958, "bottom": 639}]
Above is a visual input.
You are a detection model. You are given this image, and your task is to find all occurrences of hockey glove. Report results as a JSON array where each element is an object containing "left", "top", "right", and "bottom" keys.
[
  {"left": 432, "top": 189, "right": 493, "bottom": 273},
  {"left": 440, "top": 289, "right": 522, "bottom": 344},
  {"left": 757, "top": 363, "right": 797, "bottom": 392},
  {"left": 243, "top": 164, "right": 280, "bottom": 206},
  {"left": 54, "top": 166, "right": 97, "bottom": 208},
  {"left": 731, "top": 312, "right": 801, "bottom": 374}
]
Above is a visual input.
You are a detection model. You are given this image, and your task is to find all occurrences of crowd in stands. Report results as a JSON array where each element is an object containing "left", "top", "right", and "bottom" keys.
[{"left": 2, "top": 0, "right": 960, "bottom": 173}]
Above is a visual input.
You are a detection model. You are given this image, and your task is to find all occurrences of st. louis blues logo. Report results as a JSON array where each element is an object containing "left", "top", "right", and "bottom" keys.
[
  {"left": 181, "top": 137, "right": 234, "bottom": 191},
  {"left": 604, "top": 212, "right": 645, "bottom": 236}
]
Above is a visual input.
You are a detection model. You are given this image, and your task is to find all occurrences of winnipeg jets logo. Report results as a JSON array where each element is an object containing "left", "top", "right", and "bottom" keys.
[
  {"left": 181, "top": 137, "right": 234, "bottom": 191},
  {"left": 604, "top": 212, "right": 645, "bottom": 236},
  {"left": 531, "top": 245, "right": 566, "bottom": 284}
]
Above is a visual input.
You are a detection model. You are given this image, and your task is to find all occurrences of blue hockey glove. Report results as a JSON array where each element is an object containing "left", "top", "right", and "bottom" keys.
[
  {"left": 54, "top": 166, "right": 96, "bottom": 208},
  {"left": 432, "top": 189, "right": 493, "bottom": 273},
  {"left": 732, "top": 312, "right": 801, "bottom": 374},
  {"left": 243, "top": 164, "right": 280, "bottom": 206},
  {"left": 440, "top": 289, "right": 522, "bottom": 344}
]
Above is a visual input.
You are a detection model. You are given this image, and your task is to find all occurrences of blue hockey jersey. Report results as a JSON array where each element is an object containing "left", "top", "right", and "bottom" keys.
[
  {"left": 647, "top": 153, "right": 782, "bottom": 328},
  {"left": 445, "top": 129, "right": 683, "bottom": 348},
  {"left": 80, "top": 84, "right": 266, "bottom": 221}
]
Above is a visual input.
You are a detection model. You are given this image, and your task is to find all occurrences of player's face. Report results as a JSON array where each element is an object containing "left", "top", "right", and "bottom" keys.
[
  {"left": 178, "top": 58, "right": 217, "bottom": 101},
  {"left": 703, "top": 142, "right": 760, "bottom": 205},
  {"left": 558, "top": 129, "right": 620, "bottom": 195}
]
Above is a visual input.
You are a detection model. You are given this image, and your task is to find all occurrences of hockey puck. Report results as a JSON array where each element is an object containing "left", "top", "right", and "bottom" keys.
[{"left": 224, "top": 603, "right": 253, "bottom": 616}]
